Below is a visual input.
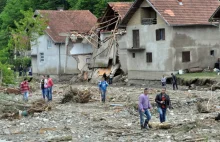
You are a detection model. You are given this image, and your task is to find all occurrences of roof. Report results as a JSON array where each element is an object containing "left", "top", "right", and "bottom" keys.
[
  {"left": 121, "top": 0, "right": 220, "bottom": 26},
  {"left": 209, "top": 6, "right": 220, "bottom": 22},
  {"left": 108, "top": 2, "right": 133, "bottom": 19},
  {"left": 36, "top": 10, "right": 97, "bottom": 43}
]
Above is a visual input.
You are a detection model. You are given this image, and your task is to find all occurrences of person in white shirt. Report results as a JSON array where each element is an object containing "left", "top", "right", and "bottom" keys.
[{"left": 161, "top": 75, "right": 166, "bottom": 88}]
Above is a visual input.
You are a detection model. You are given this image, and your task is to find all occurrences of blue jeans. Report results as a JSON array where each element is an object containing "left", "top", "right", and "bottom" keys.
[
  {"left": 109, "top": 78, "right": 113, "bottom": 84},
  {"left": 42, "top": 88, "right": 46, "bottom": 99},
  {"left": 47, "top": 87, "right": 52, "bottom": 101},
  {"left": 139, "top": 109, "right": 151, "bottom": 126},
  {"left": 158, "top": 107, "right": 167, "bottom": 123},
  {"left": 101, "top": 90, "right": 106, "bottom": 103},
  {"left": 23, "top": 91, "right": 29, "bottom": 102}
]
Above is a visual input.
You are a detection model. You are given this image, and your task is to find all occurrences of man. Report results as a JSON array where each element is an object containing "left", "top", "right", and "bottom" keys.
[
  {"left": 28, "top": 66, "right": 32, "bottom": 76},
  {"left": 20, "top": 78, "right": 30, "bottom": 102},
  {"left": 155, "top": 88, "right": 171, "bottom": 123},
  {"left": 40, "top": 75, "right": 47, "bottom": 100},
  {"left": 161, "top": 75, "right": 166, "bottom": 88},
  {"left": 109, "top": 72, "right": 113, "bottom": 84},
  {"left": 171, "top": 73, "right": 178, "bottom": 90},
  {"left": 138, "top": 88, "right": 152, "bottom": 129},
  {"left": 46, "top": 75, "right": 54, "bottom": 101},
  {"left": 99, "top": 77, "right": 109, "bottom": 103},
  {"left": 103, "top": 73, "right": 107, "bottom": 81}
]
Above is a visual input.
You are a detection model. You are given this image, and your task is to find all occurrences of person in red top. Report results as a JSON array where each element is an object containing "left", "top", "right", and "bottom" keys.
[
  {"left": 20, "top": 78, "right": 30, "bottom": 102},
  {"left": 155, "top": 88, "right": 171, "bottom": 123},
  {"left": 46, "top": 75, "right": 54, "bottom": 101}
]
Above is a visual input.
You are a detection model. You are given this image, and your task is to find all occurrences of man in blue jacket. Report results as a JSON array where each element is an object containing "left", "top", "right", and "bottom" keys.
[{"left": 99, "top": 77, "right": 109, "bottom": 103}]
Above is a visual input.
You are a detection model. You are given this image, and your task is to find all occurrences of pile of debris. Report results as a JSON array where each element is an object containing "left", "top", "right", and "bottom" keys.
[
  {"left": 61, "top": 86, "right": 93, "bottom": 104},
  {"left": 0, "top": 99, "right": 52, "bottom": 120}
]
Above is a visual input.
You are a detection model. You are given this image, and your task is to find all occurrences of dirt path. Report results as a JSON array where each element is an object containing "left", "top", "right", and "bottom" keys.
[{"left": 0, "top": 84, "right": 220, "bottom": 141}]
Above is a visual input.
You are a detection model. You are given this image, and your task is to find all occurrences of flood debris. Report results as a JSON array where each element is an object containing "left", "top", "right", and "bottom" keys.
[{"left": 61, "top": 86, "right": 93, "bottom": 104}]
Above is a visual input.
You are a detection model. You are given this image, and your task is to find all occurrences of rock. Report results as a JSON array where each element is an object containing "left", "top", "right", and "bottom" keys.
[{"left": 3, "top": 129, "right": 10, "bottom": 135}]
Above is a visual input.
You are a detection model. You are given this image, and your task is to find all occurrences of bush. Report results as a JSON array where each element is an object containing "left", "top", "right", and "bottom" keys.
[
  {"left": 0, "top": 63, "right": 15, "bottom": 84},
  {"left": 13, "top": 57, "right": 31, "bottom": 69}
]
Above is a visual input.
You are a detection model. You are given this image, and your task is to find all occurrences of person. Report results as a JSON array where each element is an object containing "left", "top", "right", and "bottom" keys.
[
  {"left": 103, "top": 73, "right": 107, "bottom": 81},
  {"left": 155, "top": 88, "right": 171, "bottom": 123},
  {"left": 171, "top": 73, "right": 178, "bottom": 90},
  {"left": 46, "top": 75, "right": 54, "bottom": 101},
  {"left": 40, "top": 75, "right": 47, "bottom": 100},
  {"left": 28, "top": 66, "right": 32, "bottom": 76},
  {"left": 109, "top": 72, "right": 114, "bottom": 84},
  {"left": 20, "top": 78, "right": 30, "bottom": 102},
  {"left": 98, "top": 77, "right": 109, "bottom": 103},
  {"left": 23, "top": 67, "right": 27, "bottom": 76},
  {"left": 161, "top": 75, "right": 166, "bottom": 88},
  {"left": 138, "top": 88, "right": 152, "bottom": 129}
]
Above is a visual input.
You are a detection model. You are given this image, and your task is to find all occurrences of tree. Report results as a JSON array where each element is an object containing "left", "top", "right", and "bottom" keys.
[
  {"left": 0, "top": 0, "right": 7, "bottom": 13},
  {"left": 9, "top": 9, "right": 47, "bottom": 52}
]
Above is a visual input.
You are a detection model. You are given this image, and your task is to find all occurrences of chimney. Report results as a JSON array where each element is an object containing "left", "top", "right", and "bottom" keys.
[{"left": 178, "top": 0, "right": 183, "bottom": 5}]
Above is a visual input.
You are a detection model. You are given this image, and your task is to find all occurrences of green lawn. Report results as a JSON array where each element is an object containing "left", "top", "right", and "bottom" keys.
[{"left": 177, "top": 72, "right": 220, "bottom": 80}]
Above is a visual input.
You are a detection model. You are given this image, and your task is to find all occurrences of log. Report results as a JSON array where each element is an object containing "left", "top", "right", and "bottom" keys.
[{"left": 148, "top": 122, "right": 172, "bottom": 129}]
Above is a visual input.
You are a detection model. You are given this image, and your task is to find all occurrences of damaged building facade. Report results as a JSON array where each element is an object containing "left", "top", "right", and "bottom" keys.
[
  {"left": 118, "top": 0, "right": 220, "bottom": 80},
  {"left": 31, "top": 10, "right": 96, "bottom": 78},
  {"left": 89, "top": 2, "right": 133, "bottom": 81}
]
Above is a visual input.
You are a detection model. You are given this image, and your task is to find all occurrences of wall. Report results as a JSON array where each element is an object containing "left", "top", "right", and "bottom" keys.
[
  {"left": 118, "top": 0, "right": 174, "bottom": 79},
  {"left": 31, "top": 35, "right": 79, "bottom": 75},
  {"left": 172, "top": 26, "right": 220, "bottom": 70}
]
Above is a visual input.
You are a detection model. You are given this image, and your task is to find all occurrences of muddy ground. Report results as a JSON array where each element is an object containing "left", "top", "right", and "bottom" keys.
[{"left": 0, "top": 83, "right": 220, "bottom": 142}]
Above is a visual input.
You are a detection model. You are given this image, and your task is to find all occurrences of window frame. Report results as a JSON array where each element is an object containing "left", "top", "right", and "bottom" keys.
[
  {"left": 156, "top": 28, "right": 165, "bottom": 41},
  {"left": 146, "top": 52, "right": 152, "bottom": 63},
  {"left": 40, "top": 52, "right": 44, "bottom": 62},
  {"left": 47, "top": 39, "right": 52, "bottom": 49},
  {"left": 182, "top": 51, "right": 190, "bottom": 62}
]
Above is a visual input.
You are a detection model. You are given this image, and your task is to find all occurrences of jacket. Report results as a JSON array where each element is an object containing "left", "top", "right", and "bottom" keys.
[
  {"left": 155, "top": 93, "right": 171, "bottom": 109},
  {"left": 99, "top": 81, "right": 108, "bottom": 91},
  {"left": 47, "top": 78, "right": 53, "bottom": 88}
]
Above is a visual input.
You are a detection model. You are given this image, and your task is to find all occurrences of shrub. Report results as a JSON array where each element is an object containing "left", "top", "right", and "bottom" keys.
[{"left": 0, "top": 63, "right": 15, "bottom": 84}]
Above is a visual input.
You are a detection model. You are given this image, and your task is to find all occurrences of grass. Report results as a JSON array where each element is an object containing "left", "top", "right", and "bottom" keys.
[{"left": 177, "top": 72, "right": 220, "bottom": 80}]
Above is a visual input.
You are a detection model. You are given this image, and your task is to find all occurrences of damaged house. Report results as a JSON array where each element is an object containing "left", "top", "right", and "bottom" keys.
[
  {"left": 118, "top": 0, "right": 220, "bottom": 80},
  {"left": 31, "top": 10, "right": 97, "bottom": 78},
  {"left": 89, "top": 2, "right": 133, "bottom": 80}
]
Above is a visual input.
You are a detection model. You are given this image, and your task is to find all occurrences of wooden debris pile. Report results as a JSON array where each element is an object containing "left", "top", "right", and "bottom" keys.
[
  {"left": 61, "top": 86, "right": 93, "bottom": 104},
  {"left": 4, "top": 88, "right": 20, "bottom": 95},
  {"left": 0, "top": 99, "right": 52, "bottom": 120}
]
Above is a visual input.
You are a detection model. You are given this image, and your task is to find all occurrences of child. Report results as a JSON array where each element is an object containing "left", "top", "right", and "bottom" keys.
[{"left": 98, "top": 77, "right": 109, "bottom": 103}]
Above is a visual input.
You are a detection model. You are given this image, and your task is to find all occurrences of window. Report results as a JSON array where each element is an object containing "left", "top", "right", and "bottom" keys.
[
  {"left": 210, "top": 50, "right": 214, "bottom": 56},
  {"left": 47, "top": 39, "right": 52, "bottom": 49},
  {"left": 156, "top": 29, "right": 165, "bottom": 41},
  {"left": 40, "top": 53, "right": 44, "bottom": 62},
  {"left": 133, "top": 30, "right": 140, "bottom": 48},
  {"left": 182, "top": 51, "right": 190, "bottom": 62},
  {"left": 132, "top": 53, "right": 135, "bottom": 58},
  {"left": 141, "top": 7, "right": 157, "bottom": 25},
  {"left": 146, "top": 52, "right": 152, "bottom": 63}
]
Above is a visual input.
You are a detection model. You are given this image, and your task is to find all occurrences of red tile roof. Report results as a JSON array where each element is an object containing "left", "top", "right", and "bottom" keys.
[
  {"left": 108, "top": 2, "right": 133, "bottom": 19},
  {"left": 121, "top": 0, "right": 220, "bottom": 26},
  {"left": 148, "top": 0, "right": 220, "bottom": 25},
  {"left": 37, "top": 10, "right": 97, "bottom": 43}
]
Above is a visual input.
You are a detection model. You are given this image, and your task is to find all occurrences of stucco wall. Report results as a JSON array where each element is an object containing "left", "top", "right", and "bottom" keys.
[
  {"left": 172, "top": 26, "right": 220, "bottom": 70},
  {"left": 118, "top": 0, "right": 220, "bottom": 80},
  {"left": 31, "top": 35, "right": 79, "bottom": 75}
]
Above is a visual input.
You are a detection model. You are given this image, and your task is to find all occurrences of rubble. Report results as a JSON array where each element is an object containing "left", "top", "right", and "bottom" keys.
[{"left": 61, "top": 86, "right": 93, "bottom": 103}]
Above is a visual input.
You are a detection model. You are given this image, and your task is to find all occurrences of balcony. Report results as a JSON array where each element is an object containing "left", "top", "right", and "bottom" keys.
[
  {"left": 31, "top": 47, "right": 37, "bottom": 56},
  {"left": 141, "top": 18, "right": 157, "bottom": 25}
]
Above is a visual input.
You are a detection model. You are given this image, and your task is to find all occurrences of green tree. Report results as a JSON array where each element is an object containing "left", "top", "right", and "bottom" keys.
[
  {"left": 10, "top": 9, "right": 47, "bottom": 52},
  {"left": 0, "top": 0, "right": 7, "bottom": 13}
]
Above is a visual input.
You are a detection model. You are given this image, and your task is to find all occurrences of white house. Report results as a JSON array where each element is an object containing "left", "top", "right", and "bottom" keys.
[{"left": 31, "top": 10, "right": 97, "bottom": 77}]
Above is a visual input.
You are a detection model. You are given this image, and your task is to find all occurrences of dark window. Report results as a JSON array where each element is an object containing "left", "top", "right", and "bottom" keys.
[
  {"left": 146, "top": 52, "right": 152, "bottom": 63},
  {"left": 40, "top": 53, "right": 44, "bottom": 62},
  {"left": 210, "top": 50, "right": 214, "bottom": 56},
  {"left": 132, "top": 53, "right": 135, "bottom": 58},
  {"left": 156, "top": 29, "right": 165, "bottom": 41},
  {"left": 133, "top": 30, "right": 140, "bottom": 48},
  {"left": 182, "top": 51, "right": 190, "bottom": 62}
]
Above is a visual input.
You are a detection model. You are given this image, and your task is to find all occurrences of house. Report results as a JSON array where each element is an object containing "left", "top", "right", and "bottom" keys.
[
  {"left": 118, "top": 0, "right": 220, "bottom": 80},
  {"left": 31, "top": 10, "right": 97, "bottom": 78},
  {"left": 90, "top": 2, "right": 133, "bottom": 77}
]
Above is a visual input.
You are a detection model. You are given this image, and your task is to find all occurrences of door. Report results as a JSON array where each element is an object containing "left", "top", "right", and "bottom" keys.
[{"left": 133, "top": 30, "right": 140, "bottom": 48}]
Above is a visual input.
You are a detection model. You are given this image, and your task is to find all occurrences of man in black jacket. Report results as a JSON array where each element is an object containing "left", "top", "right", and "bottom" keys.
[
  {"left": 155, "top": 88, "right": 171, "bottom": 123},
  {"left": 171, "top": 73, "right": 178, "bottom": 90}
]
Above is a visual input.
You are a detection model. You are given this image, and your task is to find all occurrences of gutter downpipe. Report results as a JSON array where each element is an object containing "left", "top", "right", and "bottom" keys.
[{"left": 58, "top": 43, "right": 61, "bottom": 80}]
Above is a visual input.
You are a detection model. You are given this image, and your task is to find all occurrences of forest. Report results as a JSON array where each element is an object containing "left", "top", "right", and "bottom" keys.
[{"left": 0, "top": 0, "right": 133, "bottom": 84}]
